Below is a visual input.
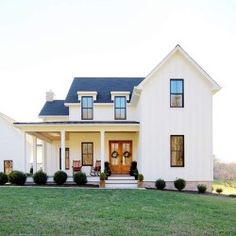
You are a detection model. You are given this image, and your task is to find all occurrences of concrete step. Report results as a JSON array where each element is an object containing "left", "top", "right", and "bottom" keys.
[
  {"left": 105, "top": 175, "right": 137, "bottom": 189},
  {"left": 108, "top": 176, "right": 135, "bottom": 180}
]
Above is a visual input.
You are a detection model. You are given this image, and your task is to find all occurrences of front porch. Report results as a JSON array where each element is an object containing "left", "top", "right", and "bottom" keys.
[{"left": 14, "top": 121, "right": 140, "bottom": 177}]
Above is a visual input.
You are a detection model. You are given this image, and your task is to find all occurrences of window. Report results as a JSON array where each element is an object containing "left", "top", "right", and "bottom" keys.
[
  {"left": 81, "top": 96, "right": 93, "bottom": 120},
  {"left": 114, "top": 96, "right": 126, "bottom": 120},
  {"left": 4, "top": 160, "right": 13, "bottom": 175},
  {"left": 170, "top": 135, "right": 184, "bottom": 167},
  {"left": 170, "top": 79, "right": 184, "bottom": 107},
  {"left": 59, "top": 148, "right": 70, "bottom": 170},
  {"left": 82, "top": 142, "right": 93, "bottom": 166}
]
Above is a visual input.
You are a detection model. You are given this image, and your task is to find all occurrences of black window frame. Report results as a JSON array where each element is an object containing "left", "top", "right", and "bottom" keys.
[
  {"left": 170, "top": 135, "right": 185, "bottom": 167},
  {"left": 81, "top": 142, "right": 93, "bottom": 166},
  {"left": 59, "top": 147, "right": 70, "bottom": 170},
  {"left": 81, "top": 96, "right": 93, "bottom": 120},
  {"left": 170, "top": 79, "right": 184, "bottom": 108},
  {"left": 114, "top": 96, "right": 127, "bottom": 120}
]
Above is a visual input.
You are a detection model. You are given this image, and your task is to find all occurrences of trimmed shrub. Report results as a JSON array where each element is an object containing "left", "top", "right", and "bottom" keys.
[
  {"left": 216, "top": 188, "right": 223, "bottom": 194},
  {"left": 74, "top": 172, "right": 87, "bottom": 185},
  {"left": 54, "top": 171, "right": 67, "bottom": 185},
  {"left": 8, "top": 171, "right": 27, "bottom": 185},
  {"left": 197, "top": 184, "right": 207, "bottom": 193},
  {"left": 174, "top": 178, "right": 186, "bottom": 191},
  {"left": 155, "top": 179, "right": 166, "bottom": 190},
  {"left": 129, "top": 161, "right": 137, "bottom": 176},
  {"left": 104, "top": 162, "right": 112, "bottom": 176},
  {"left": 0, "top": 172, "right": 8, "bottom": 185},
  {"left": 100, "top": 172, "right": 107, "bottom": 181},
  {"left": 138, "top": 174, "right": 144, "bottom": 182},
  {"left": 33, "top": 170, "right": 48, "bottom": 185}
]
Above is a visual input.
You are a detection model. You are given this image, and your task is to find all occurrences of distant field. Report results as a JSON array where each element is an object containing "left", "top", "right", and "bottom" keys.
[
  {"left": 213, "top": 179, "right": 236, "bottom": 195},
  {"left": 0, "top": 187, "right": 235, "bottom": 235}
]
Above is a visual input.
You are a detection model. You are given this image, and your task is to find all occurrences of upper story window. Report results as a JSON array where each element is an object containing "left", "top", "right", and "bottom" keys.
[
  {"left": 81, "top": 96, "right": 93, "bottom": 120},
  {"left": 114, "top": 96, "right": 126, "bottom": 120},
  {"left": 170, "top": 79, "right": 184, "bottom": 107}
]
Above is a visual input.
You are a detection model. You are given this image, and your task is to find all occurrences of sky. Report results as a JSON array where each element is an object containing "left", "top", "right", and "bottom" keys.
[{"left": 0, "top": 0, "right": 235, "bottom": 163}]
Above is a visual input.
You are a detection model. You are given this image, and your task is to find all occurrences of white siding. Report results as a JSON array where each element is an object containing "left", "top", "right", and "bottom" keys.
[{"left": 139, "top": 51, "right": 213, "bottom": 182}]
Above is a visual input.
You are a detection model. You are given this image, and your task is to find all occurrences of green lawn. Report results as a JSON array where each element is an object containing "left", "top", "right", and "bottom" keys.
[{"left": 0, "top": 187, "right": 235, "bottom": 235}]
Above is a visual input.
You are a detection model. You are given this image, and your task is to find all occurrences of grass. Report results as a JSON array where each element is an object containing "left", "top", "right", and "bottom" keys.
[
  {"left": 0, "top": 187, "right": 235, "bottom": 235},
  {"left": 213, "top": 179, "right": 236, "bottom": 195}
]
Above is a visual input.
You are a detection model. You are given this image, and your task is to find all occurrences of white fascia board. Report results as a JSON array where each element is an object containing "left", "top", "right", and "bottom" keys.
[
  {"left": 38, "top": 115, "right": 68, "bottom": 119},
  {"left": 77, "top": 91, "right": 98, "bottom": 101},
  {"left": 64, "top": 103, "right": 79, "bottom": 107},
  {"left": 130, "top": 86, "right": 142, "bottom": 104},
  {"left": 110, "top": 91, "right": 130, "bottom": 101},
  {"left": 137, "top": 45, "right": 221, "bottom": 94}
]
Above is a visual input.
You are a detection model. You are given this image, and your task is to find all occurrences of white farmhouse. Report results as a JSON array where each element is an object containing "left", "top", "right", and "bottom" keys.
[{"left": 15, "top": 45, "right": 221, "bottom": 189}]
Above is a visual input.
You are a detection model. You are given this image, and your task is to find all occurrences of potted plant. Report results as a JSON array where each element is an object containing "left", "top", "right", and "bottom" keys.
[
  {"left": 138, "top": 174, "right": 144, "bottom": 188},
  {"left": 99, "top": 172, "right": 106, "bottom": 188}
]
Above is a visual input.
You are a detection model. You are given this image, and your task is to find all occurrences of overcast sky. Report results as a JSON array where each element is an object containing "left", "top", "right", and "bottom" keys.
[{"left": 0, "top": 0, "right": 235, "bottom": 163}]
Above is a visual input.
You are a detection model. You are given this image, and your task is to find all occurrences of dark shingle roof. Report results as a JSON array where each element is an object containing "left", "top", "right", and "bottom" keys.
[
  {"left": 39, "top": 77, "right": 144, "bottom": 116},
  {"left": 39, "top": 100, "right": 69, "bottom": 116},
  {"left": 65, "top": 77, "right": 144, "bottom": 103}
]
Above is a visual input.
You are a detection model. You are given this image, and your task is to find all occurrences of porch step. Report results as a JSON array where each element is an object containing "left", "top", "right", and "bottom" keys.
[{"left": 105, "top": 175, "right": 138, "bottom": 189}]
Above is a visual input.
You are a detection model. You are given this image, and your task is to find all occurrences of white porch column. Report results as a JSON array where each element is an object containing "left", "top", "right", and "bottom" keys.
[
  {"left": 42, "top": 141, "right": 47, "bottom": 172},
  {"left": 100, "top": 130, "right": 105, "bottom": 172},
  {"left": 23, "top": 132, "right": 27, "bottom": 173},
  {"left": 60, "top": 131, "right": 65, "bottom": 171},
  {"left": 32, "top": 136, "right": 37, "bottom": 173}
]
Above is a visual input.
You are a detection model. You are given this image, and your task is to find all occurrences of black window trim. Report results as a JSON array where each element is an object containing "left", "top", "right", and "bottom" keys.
[
  {"left": 170, "top": 79, "right": 184, "bottom": 108},
  {"left": 59, "top": 147, "right": 70, "bottom": 170},
  {"left": 114, "top": 96, "right": 127, "bottom": 120},
  {"left": 170, "top": 135, "right": 185, "bottom": 167},
  {"left": 81, "top": 142, "right": 94, "bottom": 166},
  {"left": 81, "top": 96, "right": 93, "bottom": 120}
]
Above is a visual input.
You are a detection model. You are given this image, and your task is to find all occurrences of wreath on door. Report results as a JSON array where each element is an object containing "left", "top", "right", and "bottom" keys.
[
  {"left": 123, "top": 151, "right": 131, "bottom": 158},
  {"left": 111, "top": 151, "right": 119, "bottom": 158}
]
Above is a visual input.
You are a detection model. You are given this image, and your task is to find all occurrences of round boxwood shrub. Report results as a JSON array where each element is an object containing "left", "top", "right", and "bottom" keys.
[
  {"left": 8, "top": 171, "right": 27, "bottom": 185},
  {"left": 174, "top": 178, "right": 186, "bottom": 191},
  {"left": 33, "top": 170, "right": 48, "bottom": 185},
  {"left": 0, "top": 172, "right": 8, "bottom": 185},
  {"left": 155, "top": 178, "right": 166, "bottom": 190},
  {"left": 216, "top": 187, "right": 223, "bottom": 194},
  {"left": 197, "top": 184, "right": 207, "bottom": 193},
  {"left": 54, "top": 171, "right": 67, "bottom": 185},
  {"left": 74, "top": 172, "right": 87, "bottom": 185}
]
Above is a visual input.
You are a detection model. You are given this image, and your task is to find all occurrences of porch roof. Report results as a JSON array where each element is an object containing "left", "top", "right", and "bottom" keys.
[{"left": 14, "top": 121, "right": 140, "bottom": 134}]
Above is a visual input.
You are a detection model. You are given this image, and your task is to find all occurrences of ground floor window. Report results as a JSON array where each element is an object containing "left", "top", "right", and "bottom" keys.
[
  {"left": 4, "top": 160, "right": 13, "bottom": 174},
  {"left": 59, "top": 148, "right": 70, "bottom": 170},
  {"left": 82, "top": 142, "right": 93, "bottom": 166},
  {"left": 170, "top": 135, "right": 184, "bottom": 167}
]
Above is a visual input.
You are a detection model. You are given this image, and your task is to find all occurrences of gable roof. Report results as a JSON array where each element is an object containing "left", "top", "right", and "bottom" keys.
[
  {"left": 39, "top": 100, "right": 69, "bottom": 116},
  {"left": 137, "top": 45, "right": 221, "bottom": 94},
  {"left": 65, "top": 77, "right": 144, "bottom": 103},
  {"left": 0, "top": 112, "right": 15, "bottom": 124}
]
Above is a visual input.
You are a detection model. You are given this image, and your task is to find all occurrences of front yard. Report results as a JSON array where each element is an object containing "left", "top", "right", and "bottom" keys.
[{"left": 0, "top": 187, "right": 235, "bottom": 235}]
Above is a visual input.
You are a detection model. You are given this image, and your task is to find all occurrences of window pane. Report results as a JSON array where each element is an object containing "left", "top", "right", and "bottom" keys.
[
  {"left": 115, "top": 97, "right": 120, "bottom": 107},
  {"left": 82, "top": 143, "right": 93, "bottom": 166},
  {"left": 171, "top": 95, "right": 182, "bottom": 107},
  {"left": 120, "top": 98, "right": 126, "bottom": 108},
  {"left": 87, "top": 97, "right": 93, "bottom": 108},
  {"left": 171, "top": 80, "right": 182, "bottom": 93},
  {"left": 120, "top": 109, "right": 125, "bottom": 119},
  {"left": 171, "top": 136, "right": 184, "bottom": 167},
  {"left": 82, "top": 97, "right": 87, "bottom": 107},
  {"left": 87, "top": 109, "right": 93, "bottom": 119}
]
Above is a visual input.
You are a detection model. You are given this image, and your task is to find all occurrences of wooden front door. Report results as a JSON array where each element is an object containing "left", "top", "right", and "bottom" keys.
[{"left": 109, "top": 141, "right": 132, "bottom": 174}]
